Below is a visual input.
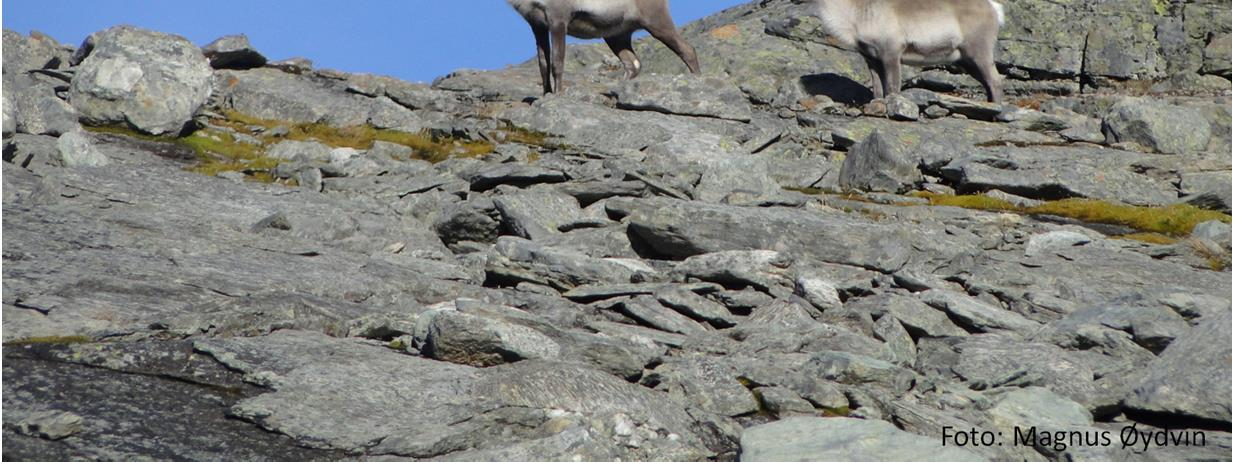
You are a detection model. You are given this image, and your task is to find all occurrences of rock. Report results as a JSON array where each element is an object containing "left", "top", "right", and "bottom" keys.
[
  {"left": 1124, "top": 311, "right": 1232, "bottom": 425},
  {"left": 6, "top": 75, "right": 80, "bottom": 136},
  {"left": 1192, "top": 220, "right": 1232, "bottom": 248},
  {"left": 55, "top": 131, "right": 109, "bottom": 167},
  {"left": 613, "top": 74, "right": 753, "bottom": 122},
  {"left": 1024, "top": 231, "right": 1093, "bottom": 257},
  {"left": 920, "top": 290, "right": 1041, "bottom": 334},
  {"left": 202, "top": 34, "right": 267, "bottom": 70},
  {"left": 671, "top": 250, "right": 792, "bottom": 294},
  {"left": 618, "top": 296, "right": 710, "bottom": 335},
  {"left": 434, "top": 198, "right": 501, "bottom": 246},
  {"left": 420, "top": 306, "right": 562, "bottom": 367},
  {"left": 612, "top": 197, "right": 941, "bottom": 273},
  {"left": 486, "top": 237, "right": 648, "bottom": 290},
  {"left": 492, "top": 191, "right": 582, "bottom": 241},
  {"left": 941, "top": 145, "right": 1176, "bottom": 206},
  {"left": 469, "top": 164, "right": 568, "bottom": 191},
  {"left": 4, "top": 29, "right": 70, "bottom": 72},
  {"left": 793, "top": 276, "right": 842, "bottom": 312},
  {"left": 267, "top": 57, "right": 313, "bottom": 74},
  {"left": 1202, "top": 33, "right": 1232, "bottom": 78},
  {"left": 847, "top": 293, "right": 969, "bottom": 338},
  {"left": 755, "top": 387, "right": 815, "bottom": 416},
  {"left": 885, "top": 94, "right": 920, "bottom": 121},
  {"left": 69, "top": 26, "right": 212, "bottom": 135},
  {"left": 1179, "top": 171, "right": 1232, "bottom": 213},
  {"left": 644, "top": 357, "right": 759, "bottom": 417},
  {"left": 739, "top": 417, "right": 983, "bottom": 462},
  {"left": 3, "top": 91, "right": 15, "bottom": 137},
  {"left": 1103, "top": 98, "right": 1213, "bottom": 155},
  {"left": 654, "top": 287, "right": 739, "bottom": 327},
  {"left": 266, "top": 139, "right": 332, "bottom": 162},
  {"left": 12, "top": 410, "right": 84, "bottom": 440},
  {"left": 838, "top": 130, "right": 922, "bottom": 194}
]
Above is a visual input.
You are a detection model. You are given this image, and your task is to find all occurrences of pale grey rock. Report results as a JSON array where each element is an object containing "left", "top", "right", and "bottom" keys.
[
  {"left": 492, "top": 191, "right": 582, "bottom": 241},
  {"left": 486, "top": 236, "right": 647, "bottom": 290},
  {"left": 671, "top": 250, "right": 792, "bottom": 294},
  {"left": 55, "top": 131, "right": 108, "bottom": 167},
  {"left": 885, "top": 94, "right": 920, "bottom": 121},
  {"left": 6, "top": 75, "right": 80, "bottom": 136},
  {"left": 655, "top": 287, "right": 739, "bottom": 327},
  {"left": 614, "top": 74, "right": 753, "bottom": 122},
  {"left": 1124, "top": 311, "right": 1232, "bottom": 425},
  {"left": 739, "top": 417, "right": 984, "bottom": 462},
  {"left": 266, "top": 140, "right": 332, "bottom": 162},
  {"left": 755, "top": 387, "right": 815, "bottom": 416},
  {"left": 69, "top": 26, "right": 212, "bottom": 135},
  {"left": 1103, "top": 98, "right": 1213, "bottom": 155},
  {"left": 202, "top": 34, "right": 267, "bottom": 70},
  {"left": 1024, "top": 231, "right": 1093, "bottom": 257},
  {"left": 920, "top": 290, "right": 1042, "bottom": 334},
  {"left": 12, "top": 410, "right": 84, "bottom": 440},
  {"left": 469, "top": 164, "right": 569, "bottom": 192},
  {"left": 793, "top": 276, "right": 842, "bottom": 312},
  {"left": 838, "top": 130, "right": 922, "bottom": 194},
  {"left": 618, "top": 296, "right": 710, "bottom": 335}
]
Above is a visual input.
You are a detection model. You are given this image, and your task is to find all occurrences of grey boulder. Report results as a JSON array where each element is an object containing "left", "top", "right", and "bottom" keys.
[{"left": 69, "top": 26, "right": 212, "bottom": 136}]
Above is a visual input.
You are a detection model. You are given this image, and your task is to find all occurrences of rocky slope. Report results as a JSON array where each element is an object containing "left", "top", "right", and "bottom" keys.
[{"left": 3, "top": 0, "right": 1232, "bottom": 460}]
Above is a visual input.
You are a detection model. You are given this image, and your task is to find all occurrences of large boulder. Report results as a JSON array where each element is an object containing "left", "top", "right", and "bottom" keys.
[
  {"left": 1123, "top": 311, "right": 1232, "bottom": 425},
  {"left": 838, "top": 129, "right": 922, "bottom": 194},
  {"left": 69, "top": 26, "right": 212, "bottom": 135},
  {"left": 1102, "top": 98, "right": 1213, "bottom": 154},
  {"left": 201, "top": 34, "right": 267, "bottom": 70}
]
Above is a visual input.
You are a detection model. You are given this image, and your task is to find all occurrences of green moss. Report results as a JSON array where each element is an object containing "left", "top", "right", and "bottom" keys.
[
  {"left": 1150, "top": 0, "right": 1168, "bottom": 16},
  {"left": 820, "top": 406, "right": 851, "bottom": 417},
  {"left": 5, "top": 335, "right": 93, "bottom": 346},
  {"left": 911, "top": 193, "right": 1231, "bottom": 237}
]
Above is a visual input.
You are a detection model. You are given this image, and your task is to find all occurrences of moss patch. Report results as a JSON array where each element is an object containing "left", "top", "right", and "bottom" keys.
[
  {"left": 90, "top": 110, "right": 552, "bottom": 182},
  {"left": 911, "top": 193, "right": 1231, "bottom": 237},
  {"left": 4, "top": 335, "right": 93, "bottom": 346}
]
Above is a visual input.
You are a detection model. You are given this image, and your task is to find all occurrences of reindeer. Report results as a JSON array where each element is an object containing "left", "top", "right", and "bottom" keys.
[
  {"left": 506, "top": 0, "right": 701, "bottom": 94},
  {"left": 812, "top": 0, "right": 1006, "bottom": 103}
]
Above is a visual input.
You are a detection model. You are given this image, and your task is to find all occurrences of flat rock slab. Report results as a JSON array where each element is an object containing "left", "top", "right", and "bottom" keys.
[
  {"left": 739, "top": 417, "right": 984, "bottom": 462},
  {"left": 613, "top": 74, "right": 753, "bottom": 122},
  {"left": 1123, "top": 311, "right": 1232, "bottom": 425}
]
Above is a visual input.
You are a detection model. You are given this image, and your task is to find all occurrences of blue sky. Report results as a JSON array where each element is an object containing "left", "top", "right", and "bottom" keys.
[{"left": 3, "top": 1, "right": 748, "bottom": 82}]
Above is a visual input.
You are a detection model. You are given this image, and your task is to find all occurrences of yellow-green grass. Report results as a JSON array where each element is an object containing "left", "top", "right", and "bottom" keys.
[
  {"left": 88, "top": 111, "right": 552, "bottom": 182},
  {"left": 911, "top": 192, "right": 1231, "bottom": 237},
  {"left": 4, "top": 335, "right": 93, "bottom": 346}
]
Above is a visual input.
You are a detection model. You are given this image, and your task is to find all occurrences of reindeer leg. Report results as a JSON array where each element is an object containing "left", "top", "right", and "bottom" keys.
[
  {"left": 531, "top": 23, "right": 553, "bottom": 94},
  {"left": 641, "top": 6, "right": 700, "bottom": 73},
  {"left": 962, "top": 45, "right": 1003, "bottom": 103},
  {"left": 605, "top": 31, "right": 641, "bottom": 80},
  {"left": 862, "top": 55, "right": 885, "bottom": 100},
  {"left": 547, "top": 11, "right": 569, "bottom": 93},
  {"left": 879, "top": 46, "right": 905, "bottom": 98}
]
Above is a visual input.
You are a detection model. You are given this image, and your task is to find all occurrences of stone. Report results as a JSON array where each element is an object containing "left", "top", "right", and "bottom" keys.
[
  {"left": 12, "top": 410, "right": 84, "bottom": 440},
  {"left": 885, "top": 94, "right": 920, "bottom": 121},
  {"left": 739, "top": 417, "right": 983, "bottom": 462},
  {"left": 69, "top": 26, "right": 212, "bottom": 135},
  {"left": 202, "top": 34, "right": 267, "bottom": 70},
  {"left": 266, "top": 139, "right": 332, "bottom": 162},
  {"left": 1124, "top": 311, "right": 1232, "bottom": 425},
  {"left": 492, "top": 191, "right": 583, "bottom": 241},
  {"left": 793, "top": 276, "right": 842, "bottom": 312},
  {"left": 6, "top": 75, "right": 80, "bottom": 136},
  {"left": 654, "top": 287, "right": 739, "bottom": 327},
  {"left": 671, "top": 250, "right": 792, "bottom": 294},
  {"left": 920, "top": 290, "right": 1041, "bottom": 334},
  {"left": 838, "top": 130, "right": 922, "bottom": 194},
  {"left": 469, "top": 164, "right": 568, "bottom": 191},
  {"left": 55, "top": 131, "right": 109, "bottom": 167},
  {"left": 1103, "top": 98, "right": 1213, "bottom": 155},
  {"left": 613, "top": 74, "right": 753, "bottom": 122},
  {"left": 1024, "top": 231, "right": 1093, "bottom": 257}
]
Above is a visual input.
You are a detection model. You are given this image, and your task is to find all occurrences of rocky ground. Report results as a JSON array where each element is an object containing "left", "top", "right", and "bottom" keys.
[{"left": 3, "top": 0, "right": 1232, "bottom": 460}]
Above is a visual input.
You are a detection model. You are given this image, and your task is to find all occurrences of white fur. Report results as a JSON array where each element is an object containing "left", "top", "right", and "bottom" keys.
[{"left": 989, "top": 0, "right": 1005, "bottom": 26}]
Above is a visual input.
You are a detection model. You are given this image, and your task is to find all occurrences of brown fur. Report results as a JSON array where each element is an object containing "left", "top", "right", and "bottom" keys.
[
  {"left": 507, "top": 0, "right": 701, "bottom": 94},
  {"left": 814, "top": 0, "right": 1005, "bottom": 103}
]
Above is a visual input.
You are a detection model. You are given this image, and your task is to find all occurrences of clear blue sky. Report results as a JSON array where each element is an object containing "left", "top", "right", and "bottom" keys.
[{"left": 3, "top": 1, "right": 748, "bottom": 83}]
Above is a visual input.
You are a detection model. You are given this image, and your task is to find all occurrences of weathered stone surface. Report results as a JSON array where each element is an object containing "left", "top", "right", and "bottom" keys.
[
  {"left": 838, "top": 130, "right": 922, "bottom": 194},
  {"left": 920, "top": 290, "right": 1042, "bottom": 334},
  {"left": 614, "top": 74, "right": 753, "bottom": 122},
  {"left": 740, "top": 417, "right": 984, "bottom": 462},
  {"left": 69, "top": 26, "right": 212, "bottom": 135},
  {"left": 1103, "top": 98, "right": 1213, "bottom": 154},
  {"left": 492, "top": 191, "right": 582, "bottom": 240},
  {"left": 202, "top": 34, "right": 267, "bottom": 70},
  {"left": 1124, "top": 311, "right": 1232, "bottom": 425},
  {"left": 54, "top": 131, "right": 109, "bottom": 167}
]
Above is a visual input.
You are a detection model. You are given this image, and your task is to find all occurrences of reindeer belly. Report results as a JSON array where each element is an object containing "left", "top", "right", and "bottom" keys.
[
  {"left": 568, "top": 14, "right": 637, "bottom": 39},
  {"left": 902, "top": 45, "right": 962, "bottom": 66}
]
